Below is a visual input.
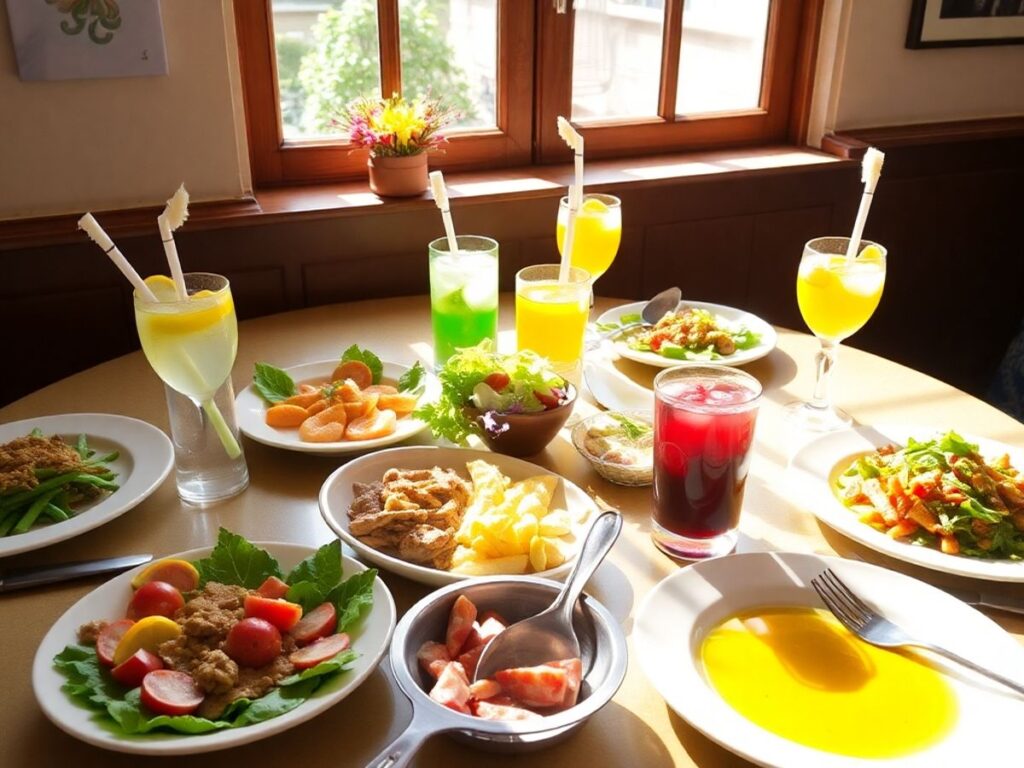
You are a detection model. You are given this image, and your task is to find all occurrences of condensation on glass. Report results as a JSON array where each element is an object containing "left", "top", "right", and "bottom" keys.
[
  {"left": 676, "top": 0, "right": 770, "bottom": 115},
  {"left": 272, "top": 0, "right": 496, "bottom": 140},
  {"left": 398, "top": 0, "right": 498, "bottom": 131},
  {"left": 571, "top": 0, "right": 665, "bottom": 121}
]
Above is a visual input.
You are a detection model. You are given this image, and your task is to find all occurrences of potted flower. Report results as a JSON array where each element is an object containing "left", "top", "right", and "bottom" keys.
[{"left": 338, "top": 93, "right": 458, "bottom": 197}]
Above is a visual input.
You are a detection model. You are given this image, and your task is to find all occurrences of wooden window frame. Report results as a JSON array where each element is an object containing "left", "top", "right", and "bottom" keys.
[
  {"left": 236, "top": 0, "right": 820, "bottom": 187},
  {"left": 536, "top": 0, "right": 818, "bottom": 163},
  {"left": 235, "top": 0, "right": 533, "bottom": 186}
]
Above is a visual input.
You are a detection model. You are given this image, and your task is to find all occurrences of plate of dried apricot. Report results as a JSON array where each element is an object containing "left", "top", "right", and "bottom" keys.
[{"left": 235, "top": 346, "right": 439, "bottom": 455}]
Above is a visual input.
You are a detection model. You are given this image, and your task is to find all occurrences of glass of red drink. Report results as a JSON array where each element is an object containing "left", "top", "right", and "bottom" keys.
[{"left": 652, "top": 365, "right": 762, "bottom": 559}]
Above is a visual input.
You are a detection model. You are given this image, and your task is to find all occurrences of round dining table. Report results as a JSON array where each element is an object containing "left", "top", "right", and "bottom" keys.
[{"left": 2, "top": 294, "right": 1022, "bottom": 768}]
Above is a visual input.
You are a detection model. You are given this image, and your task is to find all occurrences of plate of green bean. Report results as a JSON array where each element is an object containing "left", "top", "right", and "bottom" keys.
[{"left": 0, "top": 414, "right": 173, "bottom": 558}]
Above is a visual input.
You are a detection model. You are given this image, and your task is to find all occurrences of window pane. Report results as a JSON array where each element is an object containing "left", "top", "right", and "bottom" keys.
[
  {"left": 676, "top": 0, "right": 770, "bottom": 115},
  {"left": 571, "top": 0, "right": 665, "bottom": 121},
  {"left": 398, "top": 0, "right": 497, "bottom": 131},
  {"left": 272, "top": 0, "right": 381, "bottom": 140}
]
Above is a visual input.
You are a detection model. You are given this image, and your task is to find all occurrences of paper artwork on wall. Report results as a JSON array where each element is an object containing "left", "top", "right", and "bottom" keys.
[{"left": 6, "top": 0, "right": 168, "bottom": 81}]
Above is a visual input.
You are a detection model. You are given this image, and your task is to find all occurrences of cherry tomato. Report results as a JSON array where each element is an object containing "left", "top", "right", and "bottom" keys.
[
  {"left": 96, "top": 619, "right": 135, "bottom": 667},
  {"left": 127, "top": 581, "right": 184, "bottom": 621},
  {"left": 534, "top": 389, "right": 562, "bottom": 410},
  {"left": 256, "top": 576, "right": 291, "bottom": 599},
  {"left": 111, "top": 648, "right": 164, "bottom": 688},
  {"left": 290, "top": 602, "right": 337, "bottom": 646},
  {"left": 140, "top": 670, "right": 204, "bottom": 716},
  {"left": 224, "top": 617, "right": 282, "bottom": 668},
  {"left": 484, "top": 372, "right": 510, "bottom": 392},
  {"left": 243, "top": 594, "right": 303, "bottom": 632}
]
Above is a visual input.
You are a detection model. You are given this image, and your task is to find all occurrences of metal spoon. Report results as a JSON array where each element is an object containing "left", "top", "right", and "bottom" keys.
[
  {"left": 596, "top": 286, "right": 681, "bottom": 342},
  {"left": 473, "top": 510, "right": 622, "bottom": 681}
]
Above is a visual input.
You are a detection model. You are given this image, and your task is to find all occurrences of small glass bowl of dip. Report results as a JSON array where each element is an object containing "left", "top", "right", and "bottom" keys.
[{"left": 571, "top": 411, "right": 654, "bottom": 486}]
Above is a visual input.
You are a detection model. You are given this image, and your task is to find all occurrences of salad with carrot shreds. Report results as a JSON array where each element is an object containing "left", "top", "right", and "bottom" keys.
[
  {"left": 835, "top": 431, "right": 1024, "bottom": 559},
  {"left": 602, "top": 308, "right": 760, "bottom": 361}
]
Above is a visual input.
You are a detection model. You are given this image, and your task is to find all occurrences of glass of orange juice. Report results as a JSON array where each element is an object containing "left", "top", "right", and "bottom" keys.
[
  {"left": 784, "top": 237, "right": 886, "bottom": 431},
  {"left": 515, "top": 265, "right": 591, "bottom": 377},
  {"left": 556, "top": 193, "right": 621, "bottom": 283}
]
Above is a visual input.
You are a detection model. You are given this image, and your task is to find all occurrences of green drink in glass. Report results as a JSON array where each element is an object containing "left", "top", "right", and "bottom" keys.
[{"left": 429, "top": 235, "right": 499, "bottom": 368}]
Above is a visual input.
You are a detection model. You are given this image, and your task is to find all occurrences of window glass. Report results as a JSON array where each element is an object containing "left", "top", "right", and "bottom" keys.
[
  {"left": 571, "top": 0, "right": 665, "bottom": 121},
  {"left": 272, "top": 0, "right": 381, "bottom": 139},
  {"left": 398, "top": 0, "right": 498, "bottom": 130},
  {"left": 676, "top": 0, "right": 770, "bottom": 115}
]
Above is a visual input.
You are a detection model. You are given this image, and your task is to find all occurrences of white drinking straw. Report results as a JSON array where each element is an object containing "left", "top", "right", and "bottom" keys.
[
  {"left": 845, "top": 147, "right": 885, "bottom": 261},
  {"left": 78, "top": 213, "right": 158, "bottom": 302},
  {"left": 158, "top": 183, "right": 190, "bottom": 300},
  {"left": 429, "top": 171, "right": 460, "bottom": 257},
  {"left": 557, "top": 116, "right": 584, "bottom": 283}
]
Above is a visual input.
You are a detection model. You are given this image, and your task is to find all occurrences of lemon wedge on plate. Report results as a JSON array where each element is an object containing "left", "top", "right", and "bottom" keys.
[{"left": 113, "top": 615, "right": 182, "bottom": 665}]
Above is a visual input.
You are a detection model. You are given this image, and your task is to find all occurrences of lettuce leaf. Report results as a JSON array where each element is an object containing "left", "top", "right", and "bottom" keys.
[{"left": 194, "top": 528, "right": 283, "bottom": 589}]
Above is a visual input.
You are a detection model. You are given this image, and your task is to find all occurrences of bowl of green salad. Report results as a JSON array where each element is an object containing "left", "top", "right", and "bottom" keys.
[{"left": 416, "top": 341, "right": 576, "bottom": 457}]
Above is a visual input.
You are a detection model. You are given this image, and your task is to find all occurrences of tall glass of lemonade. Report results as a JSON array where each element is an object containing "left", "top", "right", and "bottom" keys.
[
  {"left": 515, "top": 265, "right": 591, "bottom": 380},
  {"left": 556, "top": 193, "right": 621, "bottom": 282},
  {"left": 134, "top": 273, "right": 248, "bottom": 504},
  {"left": 785, "top": 237, "right": 886, "bottom": 431},
  {"left": 429, "top": 236, "right": 499, "bottom": 369}
]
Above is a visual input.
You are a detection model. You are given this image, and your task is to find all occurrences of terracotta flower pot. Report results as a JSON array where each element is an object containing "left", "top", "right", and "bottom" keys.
[{"left": 367, "top": 152, "right": 429, "bottom": 198}]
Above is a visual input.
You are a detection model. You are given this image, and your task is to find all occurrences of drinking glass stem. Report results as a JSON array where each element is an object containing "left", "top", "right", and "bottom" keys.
[
  {"left": 810, "top": 339, "right": 839, "bottom": 411},
  {"left": 200, "top": 397, "right": 242, "bottom": 459}
]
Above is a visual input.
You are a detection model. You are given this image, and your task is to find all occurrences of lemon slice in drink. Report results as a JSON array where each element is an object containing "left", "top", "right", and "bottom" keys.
[
  {"left": 857, "top": 244, "right": 883, "bottom": 262},
  {"left": 581, "top": 197, "right": 609, "bottom": 214},
  {"left": 142, "top": 274, "right": 181, "bottom": 302}
]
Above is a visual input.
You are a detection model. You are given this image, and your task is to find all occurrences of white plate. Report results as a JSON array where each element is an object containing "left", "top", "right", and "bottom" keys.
[
  {"left": 789, "top": 424, "right": 1024, "bottom": 583},
  {"left": 235, "top": 360, "right": 439, "bottom": 455},
  {"left": 595, "top": 299, "right": 777, "bottom": 368},
  {"left": 319, "top": 446, "right": 599, "bottom": 586},
  {"left": 32, "top": 541, "right": 396, "bottom": 755},
  {"left": 0, "top": 414, "right": 173, "bottom": 558},
  {"left": 636, "top": 551, "right": 1024, "bottom": 768}
]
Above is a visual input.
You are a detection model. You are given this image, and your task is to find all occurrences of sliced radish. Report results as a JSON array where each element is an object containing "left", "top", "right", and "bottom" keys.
[
  {"left": 96, "top": 619, "right": 135, "bottom": 667},
  {"left": 290, "top": 602, "right": 337, "bottom": 646},
  {"left": 140, "top": 670, "right": 204, "bottom": 716},
  {"left": 111, "top": 648, "right": 164, "bottom": 688},
  {"left": 288, "top": 633, "right": 350, "bottom": 670}
]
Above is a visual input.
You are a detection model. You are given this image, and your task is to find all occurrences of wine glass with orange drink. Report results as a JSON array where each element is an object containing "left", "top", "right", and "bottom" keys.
[{"left": 784, "top": 237, "right": 887, "bottom": 431}]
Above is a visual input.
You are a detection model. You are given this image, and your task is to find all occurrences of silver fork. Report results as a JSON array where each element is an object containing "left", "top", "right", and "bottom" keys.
[{"left": 811, "top": 568, "right": 1024, "bottom": 696}]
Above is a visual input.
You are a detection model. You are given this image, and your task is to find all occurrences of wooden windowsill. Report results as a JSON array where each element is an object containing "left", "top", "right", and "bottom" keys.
[{"left": 0, "top": 144, "right": 848, "bottom": 251}]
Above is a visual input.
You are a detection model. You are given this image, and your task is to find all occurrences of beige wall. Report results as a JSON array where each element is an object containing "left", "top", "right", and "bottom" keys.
[
  {"left": 0, "top": 0, "right": 249, "bottom": 221},
  {"left": 831, "top": 0, "right": 1024, "bottom": 131}
]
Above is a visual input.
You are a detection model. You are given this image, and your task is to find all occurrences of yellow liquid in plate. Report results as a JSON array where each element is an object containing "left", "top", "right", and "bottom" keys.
[
  {"left": 516, "top": 282, "right": 589, "bottom": 363},
  {"left": 797, "top": 253, "right": 884, "bottom": 341},
  {"left": 557, "top": 200, "right": 621, "bottom": 281},
  {"left": 135, "top": 289, "right": 237, "bottom": 399},
  {"left": 701, "top": 607, "right": 957, "bottom": 759}
]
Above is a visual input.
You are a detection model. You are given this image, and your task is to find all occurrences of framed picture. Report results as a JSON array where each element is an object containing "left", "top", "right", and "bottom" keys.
[
  {"left": 907, "top": 0, "right": 1024, "bottom": 48},
  {"left": 6, "top": 0, "right": 168, "bottom": 81}
]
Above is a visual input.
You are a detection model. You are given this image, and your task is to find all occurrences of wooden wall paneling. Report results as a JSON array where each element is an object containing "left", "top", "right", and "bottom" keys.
[
  {"left": 747, "top": 205, "right": 834, "bottom": 330},
  {"left": 642, "top": 215, "right": 755, "bottom": 307},
  {"left": 303, "top": 251, "right": 427, "bottom": 305},
  {"left": 4, "top": 287, "right": 136, "bottom": 405}
]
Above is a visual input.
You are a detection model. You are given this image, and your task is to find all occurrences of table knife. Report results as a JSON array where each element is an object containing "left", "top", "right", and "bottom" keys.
[
  {"left": 939, "top": 586, "right": 1024, "bottom": 616},
  {"left": 0, "top": 553, "right": 153, "bottom": 592}
]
